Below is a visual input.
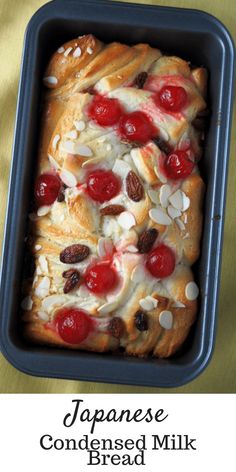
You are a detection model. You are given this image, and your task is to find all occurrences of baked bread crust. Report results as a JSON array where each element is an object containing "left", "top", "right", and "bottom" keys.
[{"left": 21, "top": 35, "right": 207, "bottom": 358}]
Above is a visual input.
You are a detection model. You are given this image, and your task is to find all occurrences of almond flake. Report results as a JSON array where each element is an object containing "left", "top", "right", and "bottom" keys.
[
  {"left": 38, "top": 255, "right": 49, "bottom": 274},
  {"left": 176, "top": 218, "right": 185, "bottom": 231},
  {"left": 35, "top": 244, "right": 42, "bottom": 251},
  {"left": 42, "top": 295, "right": 67, "bottom": 312},
  {"left": 21, "top": 296, "right": 33, "bottom": 311},
  {"left": 117, "top": 211, "right": 136, "bottom": 230},
  {"left": 60, "top": 169, "right": 77, "bottom": 187},
  {"left": 149, "top": 207, "right": 172, "bottom": 226},
  {"left": 43, "top": 76, "right": 58, "bottom": 85},
  {"left": 48, "top": 154, "right": 60, "bottom": 170},
  {"left": 75, "top": 143, "right": 93, "bottom": 157},
  {"left": 131, "top": 264, "right": 144, "bottom": 283},
  {"left": 183, "top": 232, "right": 190, "bottom": 239},
  {"left": 35, "top": 276, "right": 50, "bottom": 299},
  {"left": 112, "top": 159, "right": 131, "bottom": 178},
  {"left": 82, "top": 156, "right": 102, "bottom": 168},
  {"left": 126, "top": 245, "right": 138, "bottom": 253},
  {"left": 154, "top": 165, "right": 167, "bottom": 184},
  {"left": 172, "top": 300, "right": 186, "bottom": 308},
  {"left": 98, "top": 301, "right": 117, "bottom": 314},
  {"left": 146, "top": 295, "right": 158, "bottom": 308},
  {"left": 52, "top": 134, "right": 60, "bottom": 150},
  {"left": 57, "top": 46, "right": 65, "bottom": 53},
  {"left": 182, "top": 192, "right": 190, "bottom": 211},
  {"left": 185, "top": 281, "right": 199, "bottom": 301},
  {"left": 65, "top": 130, "right": 77, "bottom": 140},
  {"left": 159, "top": 310, "right": 173, "bottom": 329},
  {"left": 87, "top": 46, "right": 93, "bottom": 54},
  {"left": 73, "top": 46, "right": 82, "bottom": 57},
  {"left": 37, "top": 206, "right": 51, "bottom": 217},
  {"left": 64, "top": 47, "right": 73, "bottom": 57},
  {"left": 74, "top": 120, "right": 86, "bottom": 131},
  {"left": 159, "top": 184, "right": 172, "bottom": 208},
  {"left": 148, "top": 189, "right": 159, "bottom": 204},
  {"left": 169, "top": 190, "right": 183, "bottom": 210},
  {"left": 38, "top": 311, "right": 49, "bottom": 321},
  {"left": 167, "top": 205, "right": 181, "bottom": 219},
  {"left": 98, "top": 237, "right": 114, "bottom": 258},
  {"left": 139, "top": 297, "right": 155, "bottom": 311}
]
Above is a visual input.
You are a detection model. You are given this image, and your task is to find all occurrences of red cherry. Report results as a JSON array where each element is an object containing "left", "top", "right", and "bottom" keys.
[
  {"left": 87, "top": 169, "right": 121, "bottom": 203},
  {"left": 164, "top": 150, "right": 194, "bottom": 180},
  {"left": 56, "top": 308, "right": 92, "bottom": 344},
  {"left": 156, "top": 86, "right": 187, "bottom": 112},
  {"left": 34, "top": 173, "right": 61, "bottom": 207},
  {"left": 87, "top": 95, "right": 123, "bottom": 126},
  {"left": 146, "top": 244, "right": 175, "bottom": 279},
  {"left": 118, "top": 111, "right": 155, "bottom": 144},
  {"left": 85, "top": 263, "right": 117, "bottom": 294}
]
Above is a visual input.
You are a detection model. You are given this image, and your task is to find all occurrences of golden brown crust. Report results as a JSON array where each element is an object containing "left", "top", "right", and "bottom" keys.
[{"left": 22, "top": 35, "right": 207, "bottom": 358}]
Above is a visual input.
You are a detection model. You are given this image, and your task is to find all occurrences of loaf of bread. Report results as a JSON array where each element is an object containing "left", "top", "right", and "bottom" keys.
[{"left": 21, "top": 34, "right": 207, "bottom": 357}]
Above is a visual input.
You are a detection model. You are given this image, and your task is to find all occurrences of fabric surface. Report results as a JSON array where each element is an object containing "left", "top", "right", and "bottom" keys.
[{"left": 0, "top": 0, "right": 235, "bottom": 393}]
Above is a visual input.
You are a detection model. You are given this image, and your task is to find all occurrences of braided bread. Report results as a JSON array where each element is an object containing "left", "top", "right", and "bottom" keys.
[{"left": 21, "top": 35, "right": 207, "bottom": 357}]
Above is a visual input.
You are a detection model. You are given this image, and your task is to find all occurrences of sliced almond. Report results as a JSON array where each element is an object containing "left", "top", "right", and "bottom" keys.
[
  {"left": 169, "top": 190, "right": 183, "bottom": 210},
  {"left": 185, "top": 281, "right": 199, "bottom": 301},
  {"left": 182, "top": 192, "right": 190, "bottom": 211},
  {"left": 43, "top": 76, "right": 58, "bottom": 85},
  {"left": 37, "top": 206, "right": 51, "bottom": 217},
  {"left": 167, "top": 205, "right": 182, "bottom": 219},
  {"left": 35, "top": 244, "right": 42, "bottom": 251},
  {"left": 131, "top": 264, "right": 144, "bottom": 283},
  {"left": 73, "top": 46, "right": 82, "bottom": 57},
  {"left": 176, "top": 218, "right": 185, "bottom": 231},
  {"left": 60, "top": 169, "right": 77, "bottom": 187},
  {"left": 154, "top": 165, "right": 167, "bottom": 184},
  {"left": 117, "top": 211, "right": 136, "bottom": 230},
  {"left": 172, "top": 300, "right": 186, "bottom": 308},
  {"left": 57, "top": 46, "right": 65, "bottom": 53},
  {"left": 159, "top": 184, "right": 172, "bottom": 208},
  {"left": 98, "top": 237, "right": 114, "bottom": 258},
  {"left": 145, "top": 295, "right": 158, "bottom": 309},
  {"left": 159, "top": 310, "right": 173, "bottom": 329},
  {"left": 148, "top": 189, "right": 159, "bottom": 204},
  {"left": 74, "top": 120, "right": 86, "bottom": 131},
  {"left": 97, "top": 301, "right": 117, "bottom": 314},
  {"left": 64, "top": 130, "right": 78, "bottom": 140},
  {"left": 38, "top": 311, "right": 50, "bottom": 321},
  {"left": 139, "top": 297, "right": 155, "bottom": 311},
  {"left": 21, "top": 296, "right": 33, "bottom": 311},
  {"left": 149, "top": 207, "right": 172, "bottom": 226},
  {"left": 112, "top": 159, "right": 131, "bottom": 178},
  {"left": 38, "top": 255, "right": 49, "bottom": 274},
  {"left": 42, "top": 295, "right": 67, "bottom": 312},
  {"left": 48, "top": 154, "right": 60, "bottom": 170},
  {"left": 64, "top": 47, "right": 73, "bottom": 57},
  {"left": 35, "top": 276, "right": 50, "bottom": 299},
  {"left": 126, "top": 245, "right": 138, "bottom": 253},
  {"left": 52, "top": 134, "right": 60, "bottom": 150}
]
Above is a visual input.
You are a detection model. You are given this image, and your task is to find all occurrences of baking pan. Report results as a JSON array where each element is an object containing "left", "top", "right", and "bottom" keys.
[{"left": 0, "top": 0, "right": 235, "bottom": 388}]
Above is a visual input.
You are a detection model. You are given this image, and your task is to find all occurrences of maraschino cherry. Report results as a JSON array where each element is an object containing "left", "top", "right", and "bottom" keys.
[
  {"left": 164, "top": 150, "right": 194, "bottom": 180},
  {"left": 86, "top": 169, "right": 121, "bottom": 203},
  {"left": 56, "top": 308, "right": 93, "bottom": 344},
  {"left": 118, "top": 111, "right": 155, "bottom": 144},
  {"left": 156, "top": 85, "right": 187, "bottom": 112},
  {"left": 34, "top": 173, "right": 61, "bottom": 207},
  {"left": 146, "top": 244, "right": 175, "bottom": 278},
  {"left": 87, "top": 95, "right": 123, "bottom": 126},
  {"left": 85, "top": 263, "right": 117, "bottom": 295}
]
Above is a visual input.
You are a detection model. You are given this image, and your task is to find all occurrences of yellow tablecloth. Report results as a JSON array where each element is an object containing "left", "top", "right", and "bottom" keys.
[{"left": 0, "top": 0, "right": 235, "bottom": 393}]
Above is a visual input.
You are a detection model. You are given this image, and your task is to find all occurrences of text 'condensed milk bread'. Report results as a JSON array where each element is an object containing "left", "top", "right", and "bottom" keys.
[{"left": 21, "top": 34, "right": 207, "bottom": 358}]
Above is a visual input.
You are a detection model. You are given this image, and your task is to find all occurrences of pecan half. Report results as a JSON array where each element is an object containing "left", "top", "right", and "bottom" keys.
[
  {"left": 60, "top": 244, "right": 90, "bottom": 264},
  {"left": 126, "top": 171, "right": 144, "bottom": 202},
  {"left": 152, "top": 136, "right": 171, "bottom": 155},
  {"left": 134, "top": 310, "right": 149, "bottom": 331},
  {"left": 100, "top": 204, "right": 125, "bottom": 216},
  {"left": 108, "top": 317, "right": 125, "bottom": 338},
  {"left": 134, "top": 71, "right": 148, "bottom": 89},
  {"left": 137, "top": 228, "right": 158, "bottom": 254},
  {"left": 63, "top": 270, "right": 80, "bottom": 294}
]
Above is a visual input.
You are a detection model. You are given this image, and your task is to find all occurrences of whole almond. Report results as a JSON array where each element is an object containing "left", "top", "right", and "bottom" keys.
[
  {"left": 137, "top": 228, "right": 158, "bottom": 253},
  {"left": 63, "top": 270, "right": 80, "bottom": 293},
  {"left": 60, "top": 244, "right": 90, "bottom": 264},
  {"left": 100, "top": 204, "right": 125, "bottom": 216},
  {"left": 126, "top": 171, "right": 144, "bottom": 202}
]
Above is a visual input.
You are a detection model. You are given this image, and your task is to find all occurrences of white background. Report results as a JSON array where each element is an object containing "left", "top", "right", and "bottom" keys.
[{"left": 0, "top": 394, "right": 234, "bottom": 471}]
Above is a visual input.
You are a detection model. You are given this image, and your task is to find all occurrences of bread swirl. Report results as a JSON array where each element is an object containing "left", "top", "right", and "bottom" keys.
[{"left": 21, "top": 34, "right": 207, "bottom": 358}]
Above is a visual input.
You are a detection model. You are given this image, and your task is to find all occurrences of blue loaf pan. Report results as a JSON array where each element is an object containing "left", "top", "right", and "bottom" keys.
[{"left": 0, "top": 0, "right": 235, "bottom": 388}]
